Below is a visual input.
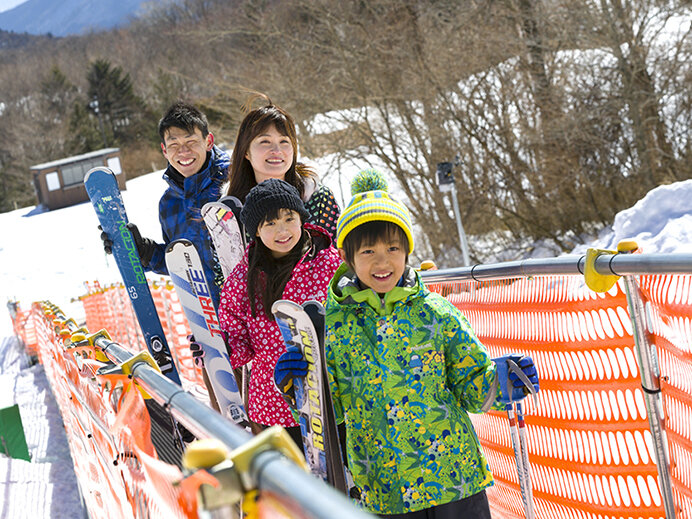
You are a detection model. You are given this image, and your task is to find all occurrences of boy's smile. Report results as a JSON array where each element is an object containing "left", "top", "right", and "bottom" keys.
[{"left": 344, "top": 238, "right": 407, "bottom": 295}]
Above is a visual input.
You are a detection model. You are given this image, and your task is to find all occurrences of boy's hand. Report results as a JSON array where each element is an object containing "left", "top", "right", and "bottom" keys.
[
  {"left": 493, "top": 354, "right": 539, "bottom": 404},
  {"left": 126, "top": 223, "right": 156, "bottom": 268},
  {"left": 273, "top": 348, "right": 307, "bottom": 408}
]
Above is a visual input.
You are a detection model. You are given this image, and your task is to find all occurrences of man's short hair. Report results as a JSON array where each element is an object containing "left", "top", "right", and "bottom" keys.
[{"left": 158, "top": 101, "right": 209, "bottom": 142}]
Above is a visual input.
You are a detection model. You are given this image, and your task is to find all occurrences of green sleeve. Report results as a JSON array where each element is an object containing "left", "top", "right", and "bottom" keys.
[
  {"left": 441, "top": 301, "right": 499, "bottom": 413},
  {"left": 324, "top": 340, "right": 345, "bottom": 423}
]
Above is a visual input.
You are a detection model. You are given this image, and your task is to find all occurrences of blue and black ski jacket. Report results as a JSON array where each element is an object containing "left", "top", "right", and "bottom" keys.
[{"left": 147, "top": 145, "right": 230, "bottom": 307}]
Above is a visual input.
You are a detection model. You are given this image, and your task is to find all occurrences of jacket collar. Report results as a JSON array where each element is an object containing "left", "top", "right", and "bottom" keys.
[
  {"left": 162, "top": 145, "right": 230, "bottom": 193},
  {"left": 331, "top": 264, "right": 419, "bottom": 315}
]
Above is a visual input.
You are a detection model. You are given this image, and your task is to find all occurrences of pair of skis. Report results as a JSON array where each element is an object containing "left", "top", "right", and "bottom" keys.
[
  {"left": 164, "top": 196, "right": 251, "bottom": 427},
  {"left": 86, "top": 167, "right": 250, "bottom": 430},
  {"left": 272, "top": 300, "right": 348, "bottom": 494},
  {"left": 84, "top": 167, "right": 181, "bottom": 384}
]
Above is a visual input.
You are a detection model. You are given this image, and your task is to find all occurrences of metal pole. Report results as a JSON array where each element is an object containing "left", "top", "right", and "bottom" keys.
[
  {"left": 450, "top": 183, "right": 471, "bottom": 266},
  {"left": 93, "top": 336, "right": 372, "bottom": 519},
  {"left": 621, "top": 275, "right": 677, "bottom": 518},
  {"left": 419, "top": 253, "right": 692, "bottom": 283}
]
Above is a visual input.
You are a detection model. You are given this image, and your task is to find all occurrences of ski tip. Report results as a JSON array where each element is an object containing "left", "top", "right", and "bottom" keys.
[
  {"left": 219, "top": 195, "right": 243, "bottom": 210},
  {"left": 84, "top": 167, "right": 114, "bottom": 183},
  {"left": 271, "top": 299, "right": 303, "bottom": 315},
  {"left": 167, "top": 238, "right": 194, "bottom": 252}
]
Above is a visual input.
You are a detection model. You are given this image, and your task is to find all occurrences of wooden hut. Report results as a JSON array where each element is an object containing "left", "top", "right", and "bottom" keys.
[{"left": 31, "top": 148, "right": 124, "bottom": 210}]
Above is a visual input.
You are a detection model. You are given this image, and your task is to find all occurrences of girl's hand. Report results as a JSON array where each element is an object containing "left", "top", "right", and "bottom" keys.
[{"left": 273, "top": 348, "right": 307, "bottom": 408}]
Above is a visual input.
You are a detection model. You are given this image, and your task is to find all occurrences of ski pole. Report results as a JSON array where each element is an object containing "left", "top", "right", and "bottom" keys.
[
  {"left": 506, "top": 404, "right": 532, "bottom": 518},
  {"left": 515, "top": 402, "right": 535, "bottom": 519}
]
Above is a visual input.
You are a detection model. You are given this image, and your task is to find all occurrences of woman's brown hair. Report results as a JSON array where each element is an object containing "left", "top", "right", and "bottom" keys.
[{"left": 226, "top": 93, "right": 316, "bottom": 202}]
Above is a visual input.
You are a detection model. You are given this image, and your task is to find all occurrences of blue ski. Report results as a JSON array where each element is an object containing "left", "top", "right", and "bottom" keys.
[{"left": 84, "top": 167, "right": 181, "bottom": 384}]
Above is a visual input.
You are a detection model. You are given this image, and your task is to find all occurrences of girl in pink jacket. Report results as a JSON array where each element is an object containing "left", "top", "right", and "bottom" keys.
[{"left": 217, "top": 179, "right": 341, "bottom": 445}]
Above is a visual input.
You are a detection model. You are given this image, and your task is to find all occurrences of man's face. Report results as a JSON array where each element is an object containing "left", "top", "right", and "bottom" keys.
[
  {"left": 341, "top": 236, "right": 407, "bottom": 296},
  {"left": 161, "top": 126, "right": 213, "bottom": 178}
]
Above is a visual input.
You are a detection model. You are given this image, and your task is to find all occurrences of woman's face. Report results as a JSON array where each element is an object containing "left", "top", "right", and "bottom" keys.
[{"left": 245, "top": 124, "right": 294, "bottom": 184}]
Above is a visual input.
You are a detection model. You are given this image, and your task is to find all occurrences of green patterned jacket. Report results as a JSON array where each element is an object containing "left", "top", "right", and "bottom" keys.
[{"left": 324, "top": 264, "right": 498, "bottom": 514}]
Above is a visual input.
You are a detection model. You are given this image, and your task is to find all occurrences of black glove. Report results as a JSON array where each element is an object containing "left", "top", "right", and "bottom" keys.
[
  {"left": 98, "top": 225, "right": 113, "bottom": 255},
  {"left": 98, "top": 223, "right": 156, "bottom": 268},
  {"left": 127, "top": 223, "right": 157, "bottom": 268},
  {"left": 188, "top": 335, "right": 205, "bottom": 368}
]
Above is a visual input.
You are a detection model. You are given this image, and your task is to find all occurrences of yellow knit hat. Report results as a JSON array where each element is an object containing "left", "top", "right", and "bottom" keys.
[{"left": 336, "top": 169, "right": 414, "bottom": 252}]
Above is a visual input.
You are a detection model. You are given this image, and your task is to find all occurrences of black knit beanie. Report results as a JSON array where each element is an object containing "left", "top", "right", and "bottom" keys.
[{"left": 240, "top": 179, "right": 310, "bottom": 238}]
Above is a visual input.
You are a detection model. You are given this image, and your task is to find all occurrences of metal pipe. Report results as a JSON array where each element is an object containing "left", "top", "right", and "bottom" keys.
[
  {"left": 621, "top": 275, "right": 677, "bottom": 518},
  {"left": 420, "top": 253, "right": 692, "bottom": 283},
  {"left": 450, "top": 184, "right": 471, "bottom": 266},
  {"left": 93, "top": 335, "right": 372, "bottom": 519}
]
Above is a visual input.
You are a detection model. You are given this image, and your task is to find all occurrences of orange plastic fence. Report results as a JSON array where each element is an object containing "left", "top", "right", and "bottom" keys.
[
  {"left": 429, "top": 274, "right": 691, "bottom": 519},
  {"left": 10, "top": 271, "right": 692, "bottom": 519},
  {"left": 80, "top": 280, "right": 208, "bottom": 398},
  {"left": 25, "top": 302, "right": 203, "bottom": 519},
  {"left": 12, "top": 302, "right": 310, "bottom": 519}
]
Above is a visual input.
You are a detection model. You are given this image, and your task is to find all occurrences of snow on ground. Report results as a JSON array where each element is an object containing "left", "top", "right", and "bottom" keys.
[
  {"left": 0, "top": 335, "right": 84, "bottom": 518},
  {"left": 0, "top": 169, "right": 690, "bottom": 518}
]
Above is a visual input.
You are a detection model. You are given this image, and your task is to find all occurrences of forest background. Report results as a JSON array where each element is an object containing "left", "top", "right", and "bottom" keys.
[{"left": 0, "top": 0, "right": 690, "bottom": 266}]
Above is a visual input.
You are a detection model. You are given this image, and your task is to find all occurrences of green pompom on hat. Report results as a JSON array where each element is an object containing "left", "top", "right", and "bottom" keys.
[
  {"left": 350, "top": 168, "right": 389, "bottom": 195},
  {"left": 336, "top": 169, "right": 414, "bottom": 252}
]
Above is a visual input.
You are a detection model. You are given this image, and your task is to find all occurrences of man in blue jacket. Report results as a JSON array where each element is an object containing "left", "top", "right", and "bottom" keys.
[{"left": 102, "top": 101, "right": 230, "bottom": 306}]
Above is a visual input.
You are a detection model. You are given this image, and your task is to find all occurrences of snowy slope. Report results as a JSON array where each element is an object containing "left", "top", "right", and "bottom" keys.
[{"left": 0, "top": 335, "right": 84, "bottom": 518}]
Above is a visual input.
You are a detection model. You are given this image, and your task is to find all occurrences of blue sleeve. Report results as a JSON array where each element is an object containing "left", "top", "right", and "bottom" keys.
[{"left": 147, "top": 242, "right": 168, "bottom": 275}]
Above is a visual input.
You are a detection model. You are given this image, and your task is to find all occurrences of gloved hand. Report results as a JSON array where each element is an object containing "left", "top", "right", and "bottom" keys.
[
  {"left": 98, "top": 223, "right": 157, "bottom": 267},
  {"left": 273, "top": 348, "right": 308, "bottom": 408},
  {"left": 98, "top": 225, "right": 114, "bottom": 254},
  {"left": 189, "top": 335, "right": 205, "bottom": 368},
  {"left": 493, "top": 354, "right": 539, "bottom": 404}
]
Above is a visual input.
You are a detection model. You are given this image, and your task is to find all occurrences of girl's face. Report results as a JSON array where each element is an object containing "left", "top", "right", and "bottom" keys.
[
  {"left": 245, "top": 124, "right": 294, "bottom": 184},
  {"left": 340, "top": 236, "right": 407, "bottom": 296},
  {"left": 256, "top": 209, "right": 303, "bottom": 258}
]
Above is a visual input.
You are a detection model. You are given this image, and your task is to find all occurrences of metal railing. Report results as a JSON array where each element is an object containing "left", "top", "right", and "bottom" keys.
[{"left": 47, "top": 304, "right": 372, "bottom": 519}]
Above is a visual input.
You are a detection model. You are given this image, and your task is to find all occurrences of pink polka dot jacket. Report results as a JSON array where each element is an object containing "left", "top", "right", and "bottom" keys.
[{"left": 217, "top": 223, "right": 341, "bottom": 427}]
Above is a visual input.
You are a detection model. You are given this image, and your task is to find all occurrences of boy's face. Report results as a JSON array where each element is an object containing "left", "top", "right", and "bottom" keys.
[
  {"left": 256, "top": 209, "right": 302, "bottom": 259},
  {"left": 340, "top": 236, "right": 407, "bottom": 295},
  {"left": 161, "top": 126, "right": 214, "bottom": 178}
]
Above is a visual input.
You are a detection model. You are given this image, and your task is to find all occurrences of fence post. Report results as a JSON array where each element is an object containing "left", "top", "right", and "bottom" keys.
[{"left": 621, "top": 270, "right": 677, "bottom": 518}]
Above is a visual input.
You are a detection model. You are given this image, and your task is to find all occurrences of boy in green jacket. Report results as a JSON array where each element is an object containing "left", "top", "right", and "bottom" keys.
[{"left": 275, "top": 169, "right": 539, "bottom": 518}]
